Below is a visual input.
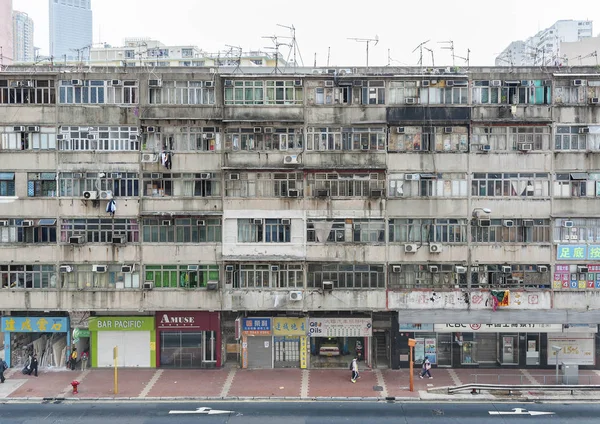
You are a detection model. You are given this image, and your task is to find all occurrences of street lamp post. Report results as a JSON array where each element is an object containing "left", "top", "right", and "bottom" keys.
[
  {"left": 467, "top": 208, "right": 491, "bottom": 289},
  {"left": 552, "top": 345, "right": 562, "bottom": 384}
]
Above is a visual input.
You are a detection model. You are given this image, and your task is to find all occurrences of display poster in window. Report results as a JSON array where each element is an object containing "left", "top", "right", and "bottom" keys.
[
  {"left": 424, "top": 338, "right": 437, "bottom": 364},
  {"left": 414, "top": 338, "right": 425, "bottom": 364},
  {"left": 547, "top": 335, "right": 595, "bottom": 365}
]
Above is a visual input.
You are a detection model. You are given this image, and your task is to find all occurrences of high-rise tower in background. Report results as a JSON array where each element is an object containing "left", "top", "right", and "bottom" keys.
[
  {"left": 49, "top": 0, "right": 93, "bottom": 61},
  {"left": 13, "top": 11, "right": 34, "bottom": 62},
  {"left": 0, "top": 0, "right": 14, "bottom": 65}
]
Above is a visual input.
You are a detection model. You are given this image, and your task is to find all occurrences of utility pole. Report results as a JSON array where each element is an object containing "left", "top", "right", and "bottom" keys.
[{"left": 348, "top": 35, "right": 379, "bottom": 68}]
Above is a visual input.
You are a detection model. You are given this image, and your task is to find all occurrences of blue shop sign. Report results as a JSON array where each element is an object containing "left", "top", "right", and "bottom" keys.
[
  {"left": 1, "top": 316, "right": 69, "bottom": 333},
  {"left": 242, "top": 317, "right": 271, "bottom": 335}
]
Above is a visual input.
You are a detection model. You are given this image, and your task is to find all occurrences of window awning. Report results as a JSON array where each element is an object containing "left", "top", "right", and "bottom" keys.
[
  {"left": 570, "top": 172, "right": 588, "bottom": 180},
  {"left": 0, "top": 172, "right": 15, "bottom": 180}
]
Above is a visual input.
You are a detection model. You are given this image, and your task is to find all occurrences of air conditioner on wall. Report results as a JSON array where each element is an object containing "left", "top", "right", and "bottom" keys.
[
  {"left": 21, "top": 220, "right": 34, "bottom": 227},
  {"left": 428, "top": 265, "right": 439, "bottom": 273},
  {"left": 143, "top": 281, "right": 154, "bottom": 290},
  {"left": 204, "top": 81, "right": 214, "bottom": 88},
  {"left": 578, "top": 266, "right": 589, "bottom": 273},
  {"left": 288, "top": 189, "right": 299, "bottom": 197},
  {"left": 537, "top": 265, "right": 548, "bottom": 273},
  {"left": 13, "top": 126, "right": 25, "bottom": 132},
  {"left": 112, "top": 235, "right": 126, "bottom": 244},
  {"left": 480, "top": 144, "right": 491, "bottom": 152},
  {"left": 590, "top": 98, "right": 600, "bottom": 105},
  {"left": 502, "top": 266, "right": 512, "bottom": 274},
  {"left": 322, "top": 281, "right": 334, "bottom": 291},
  {"left": 284, "top": 155, "right": 299, "bottom": 164},
  {"left": 518, "top": 143, "right": 533, "bottom": 151},
  {"left": 206, "top": 281, "right": 218, "bottom": 290},
  {"left": 478, "top": 218, "right": 491, "bottom": 227},
  {"left": 502, "top": 220, "right": 514, "bottom": 227},
  {"left": 99, "top": 190, "right": 113, "bottom": 200},
  {"left": 369, "top": 189, "right": 384, "bottom": 198},
  {"left": 93, "top": 264, "right": 107, "bottom": 273},
  {"left": 27, "top": 126, "right": 40, "bottom": 133},
  {"left": 289, "top": 291, "right": 303, "bottom": 301},
  {"left": 563, "top": 220, "right": 574, "bottom": 228},
  {"left": 396, "top": 127, "right": 405, "bottom": 134},
  {"left": 405, "top": 174, "right": 420, "bottom": 180},
  {"left": 69, "top": 236, "right": 84, "bottom": 244},
  {"left": 141, "top": 153, "right": 158, "bottom": 163},
  {"left": 455, "top": 266, "right": 467, "bottom": 274},
  {"left": 148, "top": 79, "right": 162, "bottom": 87},
  {"left": 121, "top": 265, "right": 134, "bottom": 273},
  {"left": 59, "top": 265, "right": 73, "bottom": 273},
  {"left": 404, "top": 244, "right": 418, "bottom": 253},
  {"left": 392, "top": 265, "right": 402, "bottom": 273},
  {"left": 429, "top": 243, "right": 443, "bottom": 253}
]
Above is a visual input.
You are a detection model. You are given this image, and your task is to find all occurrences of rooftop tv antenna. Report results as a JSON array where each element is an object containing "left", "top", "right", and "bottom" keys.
[
  {"left": 263, "top": 35, "right": 291, "bottom": 74},
  {"left": 348, "top": 35, "right": 379, "bottom": 67},
  {"left": 439, "top": 40, "right": 455, "bottom": 66},
  {"left": 412, "top": 40, "right": 430, "bottom": 71},
  {"left": 455, "top": 49, "right": 471, "bottom": 67},
  {"left": 225, "top": 44, "right": 243, "bottom": 74},
  {"left": 277, "top": 23, "right": 304, "bottom": 70},
  {"left": 423, "top": 46, "right": 435, "bottom": 67}
]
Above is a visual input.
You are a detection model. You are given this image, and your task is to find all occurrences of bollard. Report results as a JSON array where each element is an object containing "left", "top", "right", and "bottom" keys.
[{"left": 71, "top": 380, "right": 80, "bottom": 395}]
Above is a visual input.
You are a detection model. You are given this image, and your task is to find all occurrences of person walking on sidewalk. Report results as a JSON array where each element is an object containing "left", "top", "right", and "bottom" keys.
[
  {"left": 350, "top": 357, "right": 359, "bottom": 383},
  {"left": 30, "top": 354, "right": 38, "bottom": 377},
  {"left": 0, "top": 357, "right": 7, "bottom": 383},
  {"left": 419, "top": 356, "right": 433, "bottom": 379},
  {"left": 69, "top": 348, "right": 78, "bottom": 371}
]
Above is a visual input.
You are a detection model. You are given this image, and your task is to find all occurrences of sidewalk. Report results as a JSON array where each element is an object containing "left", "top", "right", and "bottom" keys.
[{"left": 2, "top": 366, "right": 600, "bottom": 401}]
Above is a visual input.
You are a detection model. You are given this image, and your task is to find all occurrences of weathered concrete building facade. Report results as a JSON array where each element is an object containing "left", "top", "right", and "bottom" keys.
[{"left": 1, "top": 65, "right": 600, "bottom": 369}]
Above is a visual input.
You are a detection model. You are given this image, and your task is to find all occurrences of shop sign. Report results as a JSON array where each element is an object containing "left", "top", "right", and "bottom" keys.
[
  {"left": 556, "top": 244, "right": 600, "bottom": 260},
  {"left": 156, "top": 311, "right": 217, "bottom": 329},
  {"left": 1, "top": 316, "right": 68, "bottom": 333},
  {"left": 89, "top": 316, "right": 155, "bottom": 332},
  {"left": 553, "top": 264, "right": 600, "bottom": 289},
  {"left": 242, "top": 317, "right": 271, "bottom": 335},
  {"left": 563, "top": 324, "right": 598, "bottom": 333},
  {"left": 399, "top": 323, "right": 434, "bottom": 332},
  {"left": 273, "top": 317, "right": 306, "bottom": 336},
  {"left": 308, "top": 318, "right": 372, "bottom": 337},
  {"left": 547, "top": 335, "right": 595, "bottom": 365},
  {"left": 73, "top": 328, "right": 90, "bottom": 339},
  {"left": 299, "top": 336, "right": 307, "bottom": 369},
  {"left": 434, "top": 323, "right": 563, "bottom": 333}
]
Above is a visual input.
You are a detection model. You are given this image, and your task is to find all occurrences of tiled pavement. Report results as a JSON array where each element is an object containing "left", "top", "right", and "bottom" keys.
[{"left": 2, "top": 366, "right": 600, "bottom": 400}]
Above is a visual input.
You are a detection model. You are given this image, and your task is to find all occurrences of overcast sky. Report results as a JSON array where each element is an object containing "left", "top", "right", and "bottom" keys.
[{"left": 12, "top": 0, "right": 600, "bottom": 66}]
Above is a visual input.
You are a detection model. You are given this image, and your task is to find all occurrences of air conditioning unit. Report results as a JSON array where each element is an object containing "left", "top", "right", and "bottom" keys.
[
  {"left": 21, "top": 220, "right": 34, "bottom": 227},
  {"left": 590, "top": 97, "right": 600, "bottom": 105},
  {"left": 480, "top": 144, "right": 491, "bottom": 152},
  {"left": 270, "top": 265, "right": 280, "bottom": 273},
  {"left": 253, "top": 127, "right": 262, "bottom": 133},
  {"left": 294, "top": 79, "right": 303, "bottom": 86},
  {"left": 146, "top": 126, "right": 157, "bottom": 133},
  {"left": 405, "top": 174, "right": 420, "bottom": 181},
  {"left": 284, "top": 155, "right": 299, "bottom": 164},
  {"left": 56, "top": 134, "right": 64, "bottom": 140},
  {"left": 111, "top": 79, "right": 122, "bottom": 86},
  {"left": 161, "top": 220, "right": 172, "bottom": 226},
  {"left": 537, "top": 265, "right": 548, "bottom": 273},
  {"left": 0, "top": 220, "right": 8, "bottom": 226},
  {"left": 501, "top": 266, "right": 512, "bottom": 274},
  {"left": 252, "top": 218, "right": 263, "bottom": 225},
  {"left": 404, "top": 244, "right": 418, "bottom": 253},
  {"left": 206, "top": 280, "right": 218, "bottom": 290},
  {"left": 429, "top": 243, "right": 443, "bottom": 253},
  {"left": 502, "top": 220, "right": 514, "bottom": 227},
  {"left": 563, "top": 220, "right": 574, "bottom": 228},
  {"left": 112, "top": 235, "right": 126, "bottom": 244},
  {"left": 289, "top": 291, "right": 303, "bottom": 301},
  {"left": 446, "top": 80, "right": 455, "bottom": 87},
  {"left": 229, "top": 173, "right": 240, "bottom": 180},
  {"left": 392, "top": 265, "right": 402, "bottom": 273},
  {"left": 579, "top": 127, "right": 590, "bottom": 134},
  {"left": 322, "top": 281, "right": 334, "bottom": 291},
  {"left": 121, "top": 265, "right": 134, "bottom": 273},
  {"left": 518, "top": 143, "right": 533, "bottom": 151},
  {"left": 490, "top": 80, "right": 502, "bottom": 87},
  {"left": 71, "top": 79, "right": 83, "bottom": 86},
  {"left": 263, "top": 127, "right": 273, "bottom": 134},
  {"left": 578, "top": 266, "right": 589, "bottom": 273},
  {"left": 69, "top": 235, "right": 84, "bottom": 244},
  {"left": 444, "top": 127, "right": 453, "bottom": 134},
  {"left": 87, "top": 134, "right": 97, "bottom": 140},
  {"left": 99, "top": 190, "right": 113, "bottom": 200},
  {"left": 204, "top": 81, "right": 214, "bottom": 88},
  {"left": 324, "top": 80, "right": 334, "bottom": 87},
  {"left": 573, "top": 79, "right": 585, "bottom": 86},
  {"left": 421, "top": 80, "right": 430, "bottom": 87},
  {"left": 428, "top": 265, "right": 439, "bottom": 273},
  {"left": 281, "top": 219, "right": 291, "bottom": 225},
  {"left": 187, "top": 265, "right": 199, "bottom": 271},
  {"left": 92, "top": 264, "right": 107, "bottom": 273},
  {"left": 82, "top": 190, "right": 97, "bottom": 200},
  {"left": 455, "top": 266, "right": 467, "bottom": 274},
  {"left": 478, "top": 218, "right": 491, "bottom": 227},
  {"left": 27, "top": 126, "right": 40, "bottom": 133},
  {"left": 224, "top": 80, "right": 233, "bottom": 86},
  {"left": 370, "top": 189, "right": 384, "bottom": 198},
  {"left": 315, "top": 189, "right": 330, "bottom": 197},
  {"left": 225, "top": 265, "right": 235, "bottom": 272},
  {"left": 143, "top": 281, "right": 154, "bottom": 290},
  {"left": 288, "top": 189, "right": 299, "bottom": 197},
  {"left": 139, "top": 153, "right": 158, "bottom": 164},
  {"left": 59, "top": 265, "right": 73, "bottom": 273},
  {"left": 396, "top": 127, "right": 405, "bottom": 134},
  {"left": 13, "top": 126, "right": 25, "bottom": 132},
  {"left": 523, "top": 220, "right": 534, "bottom": 227},
  {"left": 405, "top": 97, "right": 417, "bottom": 104},
  {"left": 197, "top": 220, "right": 206, "bottom": 226},
  {"left": 148, "top": 79, "right": 162, "bottom": 87}
]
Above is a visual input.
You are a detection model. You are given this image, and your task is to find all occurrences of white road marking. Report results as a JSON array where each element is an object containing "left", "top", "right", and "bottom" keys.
[
  {"left": 169, "top": 407, "right": 234, "bottom": 415},
  {"left": 489, "top": 408, "right": 555, "bottom": 416}
]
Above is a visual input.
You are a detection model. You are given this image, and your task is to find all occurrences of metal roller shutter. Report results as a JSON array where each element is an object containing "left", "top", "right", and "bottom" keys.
[
  {"left": 97, "top": 331, "right": 150, "bottom": 367},
  {"left": 475, "top": 333, "right": 498, "bottom": 364},
  {"left": 247, "top": 336, "right": 272, "bottom": 369}
]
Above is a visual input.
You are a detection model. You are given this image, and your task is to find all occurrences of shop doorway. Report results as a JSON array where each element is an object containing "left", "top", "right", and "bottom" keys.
[
  {"left": 436, "top": 333, "right": 453, "bottom": 366},
  {"left": 373, "top": 331, "right": 390, "bottom": 368},
  {"left": 274, "top": 336, "right": 299, "bottom": 368},
  {"left": 247, "top": 336, "right": 272, "bottom": 368},
  {"left": 160, "top": 331, "right": 216, "bottom": 368}
]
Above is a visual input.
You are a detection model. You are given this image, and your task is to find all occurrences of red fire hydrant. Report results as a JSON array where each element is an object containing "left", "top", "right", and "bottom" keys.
[{"left": 71, "top": 380, "right": 80, "bottom": 395}]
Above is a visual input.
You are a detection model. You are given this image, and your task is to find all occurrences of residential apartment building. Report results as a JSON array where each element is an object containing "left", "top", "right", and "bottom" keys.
[
  {"left": 12, "top": 11, "right": 34, "bottom": 63},
  {"left": 49, "top": 0, "right": 93, "bottom": 61},
  {"left": 496, "top": 20, "right": 594, "bottom": 66},
  {"left": 0, "top": 0, "right": 13, "bottom": 65},
  {"left": 1, "top": 65, "right": 600, "bottom": 371}
]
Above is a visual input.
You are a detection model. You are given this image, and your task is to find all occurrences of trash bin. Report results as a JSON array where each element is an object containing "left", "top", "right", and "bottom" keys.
[{"left": 561, "top": 362, "right": 579, "bottom": 385}]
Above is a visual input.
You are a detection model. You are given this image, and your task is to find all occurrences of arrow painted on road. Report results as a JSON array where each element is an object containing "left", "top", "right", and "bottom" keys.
[
  {"left": 489, "top": 408, "right": 555, "bottom": 416},
  {"left": 169, "top": 407, "right": 234, "bottom": 415}
]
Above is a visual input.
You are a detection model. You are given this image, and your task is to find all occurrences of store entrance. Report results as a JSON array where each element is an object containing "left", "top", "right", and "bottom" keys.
[
  {"left": 160, "top": 331, "right": 216, "bottom": 368},
  {"left": 310, "top": 336, "right": 366, "bottom": 368},
  {"left": 373, "top": 331, "right": 389, "bottom": 368}
]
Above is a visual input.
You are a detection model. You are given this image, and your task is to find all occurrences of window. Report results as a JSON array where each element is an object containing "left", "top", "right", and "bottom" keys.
[
  {"left": 0, "top": 126, "right": 57, "bottom": 150},
  {"left": 388, "top": 81, "right": 419, "bottom": 104},
  {"left": 554, "top": 172, "right": 600, "bottom": 197},
  {"left": 59, "top": 172, "right": 139, "bottom": 197},
  {"left": 388, "top": 126, "right": 468, "bottom": 152},
  {"left": 0, "top": 79, "right": 56, "bottom": 104},
  {"left": 388, "top": 173, "right": 467, "bottom": 198},
  {"left": 143, "top": 127, "right": 220, "bottom": 152},
  {"left": 307, "top": 263, "right": 384, "bottom": 289},
  {"left": 474, "top": 265, "right": 550, "bottom": 289},
  {"left": 0, "top": 219, "right": 57, "bottom": 243},
  {"left": 225, "top": 172, "right": 303, "bottom": 198},
  {"left": 554, "top": 80, "right": 600, "bottom": 104},
  {"left": 553, "top": 218, "right": 600, "bottom": 242},
  {"left": 389, "top": 219, "right": 467, "bottom": 243},
  {"left": 0, "top": 172, "right": 15, "bottom": 196},
  {"left": 472, "top": 80, "right": 551, "bottom": 105},
  {"left": 314, "top": 84, "right": 353, "bottom": 105},
  {"left": 471, "top": 126, "right": 550, "bottom": 151},
  {"left": 0, "top": 265, "right": 56, "bottom": 289},
  {"left": 555, "top": 126, "right": 600, "bottom": 151},
  {"left": 307, "top": 219, "right": 385, "bottom": 243},
  {"left": 471, "top": 219, "right": 550, "bottom": 243},
  {"left": 61, "top": 264, "right": 140, "bottom": 290},
  {"left": 388, "top": 264, "right": 460, "bottom": 289},
  {"left": 28, "top": 172, "right": 57, "bottom": 197},
  {"left": 59, "top": 80, "right": 138, "bottom": 104},
  {"left": 145, "top": 264, "right": 219, "bottom": 289},
  {"left": 307, "top": 172, "right": 385, "bottom": 197},
  {"left": 142, "top": 172, "right": 220, "bottom": 197},
  {"left": 58, "top": 126, "right": 139, "bottom": 151},
  {"left": 226, "top": 263, "right": 303, "bottom": 289},
  {"left": 471, "top": 173, "right": 550, "bottom": 197},
  {"left": 419, "top": 82, "right": 467, "bottom": 105},
  {"left": 362, "top": 80, "right": 385, "bottom": 104},
  {"left": 237, "top": 219, "right": 290, "bottom": 243},
  {"left": 148, "top": 81, "right": 215, "bottom": 105},
  {"left": 181, "top": 48, "right": 194, "bottom": 58},
  {"left": 306, "top": 127, "right": 386, "bottom": 151},
  {"left": 142, "top": 217, "right": 221, "bottom": 243},
  {"left": 225, "top": 127, "right": 303, "bottom": 151},
  {"left": 224, "top": 80, "right": 303, "bottom": 105},
  {"left": 61, "top": 218, "right": 140, "bottom": 243}
]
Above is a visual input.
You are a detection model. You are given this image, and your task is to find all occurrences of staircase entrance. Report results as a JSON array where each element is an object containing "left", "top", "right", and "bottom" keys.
[{"left": 373, "top": 330, "right": 390, "bottom": 368}]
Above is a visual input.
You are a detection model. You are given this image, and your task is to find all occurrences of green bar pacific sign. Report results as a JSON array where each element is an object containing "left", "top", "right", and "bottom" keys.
[{"left": 88, "top": 317, "right": 156, "bottom": 368}]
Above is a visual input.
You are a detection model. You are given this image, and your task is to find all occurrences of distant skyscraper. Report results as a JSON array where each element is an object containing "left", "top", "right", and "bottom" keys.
[
  {"left": 49, "top": 0, "right": 93, "bottom": 61},
  {"left": 0, "top": 0, "right": 14, "bottom": 65},
  {"left": 13, "top": 11, "right": 34, "bottom": 62}
]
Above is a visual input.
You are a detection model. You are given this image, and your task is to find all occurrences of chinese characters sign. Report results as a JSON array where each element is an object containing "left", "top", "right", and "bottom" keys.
[
  {"left": 242, "top": 317, "right": 272, "bottom": 335},
  {"left": 308, "top": 318, "right": 372, "bottom": 337},
  {"left": 273, "top": 318, "right": 306, "bottom": 336},
  {"left": 553, "top": 264, "right": 600, "bottom": 289},
  {"left": 434, "top": 323, "right": 563, "bottom": 333},
  {"left": 1, "top": 317, "right": 68, "bottom": 333},
  {"left": 556, "top": 245, "right": 600, "bottom": 260}
]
